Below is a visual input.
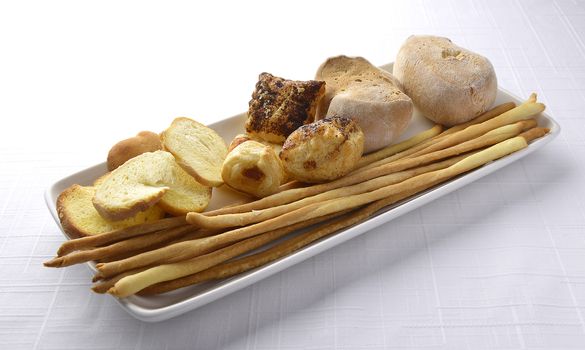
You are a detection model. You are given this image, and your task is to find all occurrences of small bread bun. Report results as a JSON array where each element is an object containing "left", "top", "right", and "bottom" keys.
[
  {"left": 107, "top": 131, "right": 162, "bottom": 171},
  {"left": 393, "top": 35, "right": 497, "bottom": 126},
  {"left": 279, "top": 116, "right": 364, "bottom": 183},
  {"left": 221, "top": 140, "right": 285, "bottom": 198}
]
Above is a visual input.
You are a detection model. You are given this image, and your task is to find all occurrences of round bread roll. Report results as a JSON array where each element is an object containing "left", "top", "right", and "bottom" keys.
[
  {"left": 393, "top": 35, "right": 497, "bottom": 126},
  {"left": 279, "top": 116, "right": 364, "bottom": 183},
  {"left": 107, "top": 131, "right": 162, "bottom": 171},
  {"left": 221, "top": 140, "right": 285, "bottom": 198},
  {"left": 315, "top": 56, "right": 413, "bottom": 153}
]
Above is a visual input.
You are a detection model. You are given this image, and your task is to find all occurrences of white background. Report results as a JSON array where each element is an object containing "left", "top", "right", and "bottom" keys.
[{"left": 1, "top": 0, "right": 585, "bottom": 349}]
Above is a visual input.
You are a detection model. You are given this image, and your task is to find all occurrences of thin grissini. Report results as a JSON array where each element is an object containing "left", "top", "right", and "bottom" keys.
[
  {"left": 407, "top": 93, "right": 544, "bottom": 158},
  {"left": 188, "top": 153, "right": 472, "bottom": 229},
  {"left": 108, "top": 136, "right": 530, "bottom": 298},
  {"left": 138, "top": 174, "right": 464, "bottom": 296},
  {"left": 439, "top": 102, "right": 516, "bottom": 137},
  {"left": 357, "top": 102, "right": 514, "bottom": 170},
  {"left": 94, "top": 159, "right": 462, "bottom": 278},
  {"left": 357, "top": 124, "right": 443, "bottom": 168},
  {"left": 45, "top": 225, "right": 196, "bottom": 268},
  {"left": 94, "top": 159, "right": 463, "bottom": 278},
  {"left": 56, "top": 216, "right": 187, "bottom": 256},
  {"left": 95, "top": 207, "right": 352, "bottom": 280},
  {"left": 189, "top": 119, "right": 536, "bottom": 229},
  {"left": 92, "top": 210, "right": 340, "bottom": 292},
  {"left": 357, "top": 101, "right": 526, "bottom": 172},
  {"left": 143, "top": 128, "right": 550, "bottom": 297},
  {"left": 103, "top": 210, "right": 349, "bottom": 296},
  {"left": 94, "top": 229, "right": 219, "bottom": 265},
  {"left": 200, "top": 101, "right": 539, "bottom": 219}
]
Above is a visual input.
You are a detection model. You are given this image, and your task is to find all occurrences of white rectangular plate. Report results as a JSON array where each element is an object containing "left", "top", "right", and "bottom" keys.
[{"left": 45, "top": 64, "right": 560, "bottom": 322}]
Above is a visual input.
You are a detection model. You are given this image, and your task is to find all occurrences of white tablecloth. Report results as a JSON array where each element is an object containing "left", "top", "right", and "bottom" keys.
[{"left": 1, "top": 0, "right": 585, "bottom": 348}]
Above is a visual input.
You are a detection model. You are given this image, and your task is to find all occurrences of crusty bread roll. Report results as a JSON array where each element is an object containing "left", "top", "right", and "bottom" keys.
[
  {"left": 107, "top": 131, "right": 162, "bottom": 171},
  {"left": 221, "top": 139, "right": 285, "bottom": 198},
  {"left": 57, "top": 184, "right": 164, "bottom": 238},
  {"left": 279, "top": 116, "right": 364, "bottom": 183},
  {"left": 93, "top": 150, "right": 211, "bottom": 220},
  {"left": 315, "top": 56, "right": 413, "bottom": 153},
  {"left": 246, "top": 73, "right": 326, "bottom": 144},
  {"left": 393, "top": 35, "right": 497, "bottom": 126},
  {"left": 161, "top": 117, "right": 228, "bottom": 187}
]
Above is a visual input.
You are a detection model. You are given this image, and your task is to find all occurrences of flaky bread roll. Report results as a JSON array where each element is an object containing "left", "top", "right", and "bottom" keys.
[
  {"left": 279, "top": 116, "right": 364, "bottom": 183},
  {"left": 221, "top": 140, "right": 285, "bottom": 198}
]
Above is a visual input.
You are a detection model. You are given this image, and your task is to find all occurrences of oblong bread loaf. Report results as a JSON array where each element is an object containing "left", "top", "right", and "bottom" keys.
[{"left": 315, "top": 56, "right": 413, "bottom": 153}]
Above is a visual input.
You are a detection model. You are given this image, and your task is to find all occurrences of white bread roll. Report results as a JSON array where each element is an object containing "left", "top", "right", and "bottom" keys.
[
  {"left": 393, "top": 35, "right": 497, "bottom": 126},
  {"left": 315, "top": 56, "right": 413, "bottom": 154}
]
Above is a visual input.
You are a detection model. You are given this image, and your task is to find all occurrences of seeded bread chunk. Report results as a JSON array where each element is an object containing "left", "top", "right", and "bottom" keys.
[
  {"left": 161, "top": 117, "right": 228, "bottom": 187},
  {"left": 245, "top": 73, "right": 326, "bottom": 144},
  {"left": 57, "top": 184, "right": 165, "bottom": 238},
  {"left": 93, "top": 150, "right": 211, "bottom": 221}
]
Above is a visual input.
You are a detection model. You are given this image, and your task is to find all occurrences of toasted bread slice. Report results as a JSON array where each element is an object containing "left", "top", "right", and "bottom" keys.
[
  {"left": 93, "top": 150, "right": 211, "bottom": 221},
  {"left": 57, "top": 184, "right": 165, "bottom": 238},
  {"left": 161, "top": 117, "right": 227, "bottom": 187}
]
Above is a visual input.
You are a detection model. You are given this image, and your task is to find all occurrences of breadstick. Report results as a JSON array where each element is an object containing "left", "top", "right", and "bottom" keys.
[
  {"left": 109, "top": 136, "right": 529, "bottom": 298},
  {"left": 357, "top": 124, "right": 443, "bottom": 168},
  {"left": 407, "top": 93, "right": 543, "bottom": 158},
  {"left": 188, "top": 153, "right": 471, "bottom": 229},
  {"left": 95, "top": 228, "right": 218, "bottom": 264},
  {"left": 139, "top": 178, "right": 449, "bottom": 296},
  {"left": 519, "top": 127, "right": 550, "bottom": 142},
  {"left": 56, "top": 216, "right": 187, "bottom": 256},
  {"left": 106, "top": 210, "right": 351, "bottom": 297},
  {"left": 439, "top": 102, "right": 516, "bottom": 137},
  {"left": 44, "top": 225, "right": 195, "bottom": 268},
  {"left": 356, "top": 102, "right": 516, "bottom": 172},
  {"left": 95, "top": 208, "right": 351, "bottom": 280},
  {"left": 192, "top": 118, "right": 534, "bottom": 228},
  {"left": 92, "top": 266, "right": 150, "bottom": 293},
  {"left": 203, "top": 101, "right": 539, "bottom": 219}
]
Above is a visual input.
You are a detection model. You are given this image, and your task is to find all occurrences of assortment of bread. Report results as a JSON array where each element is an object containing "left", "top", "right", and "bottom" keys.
[{"left": 45, "top": 36, "right": 551, "bottom": 299}]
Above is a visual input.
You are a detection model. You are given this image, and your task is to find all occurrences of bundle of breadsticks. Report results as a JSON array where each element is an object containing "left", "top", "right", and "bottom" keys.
[{"left": 44, "top": 94, "right": 549, "bottom": 298}]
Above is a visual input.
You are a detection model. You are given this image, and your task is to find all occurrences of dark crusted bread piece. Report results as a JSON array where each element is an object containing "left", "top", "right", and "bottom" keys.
[{"left": 245, "top": 73, "right": 326, "bottom": 144}]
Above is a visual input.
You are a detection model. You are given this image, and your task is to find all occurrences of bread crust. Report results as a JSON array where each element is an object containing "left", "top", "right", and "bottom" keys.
[{"left": 393, "top": 35, "right": 497, "bottom": 126}]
